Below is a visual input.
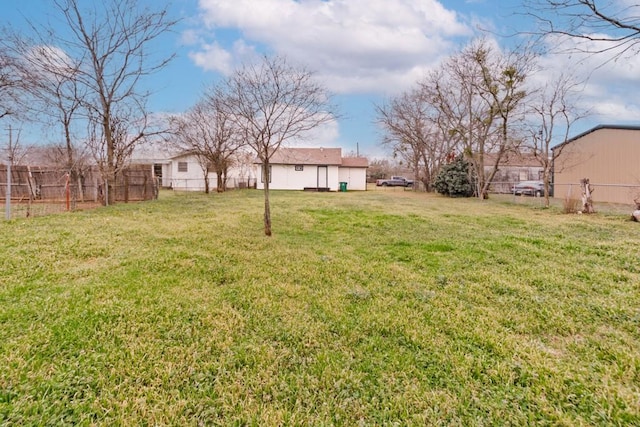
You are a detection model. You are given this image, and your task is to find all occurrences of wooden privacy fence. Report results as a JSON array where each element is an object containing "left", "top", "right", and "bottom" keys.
[{"left": 1, "top": 164, "right": 158, "bottom": 218}]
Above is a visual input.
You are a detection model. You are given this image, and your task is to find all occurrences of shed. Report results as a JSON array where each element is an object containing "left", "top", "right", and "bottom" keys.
[{"left": 552, "top": 125, "right": 640, "bottom": 204}]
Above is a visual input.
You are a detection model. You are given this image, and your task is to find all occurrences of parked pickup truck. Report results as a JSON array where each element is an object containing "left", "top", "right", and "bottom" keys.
[{"left": 376, "top": 176, "right": 414, "bottom": 187}]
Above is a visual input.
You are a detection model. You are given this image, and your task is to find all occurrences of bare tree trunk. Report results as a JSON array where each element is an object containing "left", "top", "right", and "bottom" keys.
[
  {"left": 580, "top": 178, "right": 595, "bottom": 213},
  {"left": 632, "top": 199, "right": 640, "bottom": 221},
  {"left": 263, "top": 162, "right": 272, "bottom": 236},
  {"left": 542, "top": 169, "right": 551, "bottom": 208},
  {"left": 103, "top": 112, "right": 116, "bottom": 205},
  {"left": 217, "top": 171, "right": 224, "bottom": 192},
  {"left": 123, "top": 170, "right": 129, "bottom": 203}
]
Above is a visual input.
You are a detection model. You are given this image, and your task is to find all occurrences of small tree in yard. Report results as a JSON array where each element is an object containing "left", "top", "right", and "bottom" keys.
[
  {"left": 526, "top": 72, "right": 587, "bottom": 208},
  {"left": 222, "top": 55, "right": 336, "bottom": 236},
  {"left": 169, "top": 92, "right": 242, "bottom": 194},
  {"left": 434, "top": 155, "right": 475, "bottom": 197}
]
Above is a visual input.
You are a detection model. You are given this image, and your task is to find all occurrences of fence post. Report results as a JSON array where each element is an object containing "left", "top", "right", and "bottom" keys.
[
  {"left": 66, "top": 172, "right": 70, "bottom": 211},
  {"left": 4, "top": 161, "right": 10, "bottom": 220}
]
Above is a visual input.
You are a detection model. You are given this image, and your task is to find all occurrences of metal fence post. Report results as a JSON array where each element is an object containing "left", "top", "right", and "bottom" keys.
[{"left": 4, "top": 160, "right": 10, "bottom": 220}]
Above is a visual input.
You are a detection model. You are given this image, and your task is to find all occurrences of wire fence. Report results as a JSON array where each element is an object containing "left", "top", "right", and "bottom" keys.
[
  {"left": 168, "top": 177, "right": 257, "bottom": 193},
  {"left": 369, "top": 180, "right": 640, "bottom": 215}
]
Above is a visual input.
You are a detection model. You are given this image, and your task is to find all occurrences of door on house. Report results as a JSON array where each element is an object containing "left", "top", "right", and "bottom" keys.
[{"left": 317, "top": 166, "right": 328, "bottom": 188}]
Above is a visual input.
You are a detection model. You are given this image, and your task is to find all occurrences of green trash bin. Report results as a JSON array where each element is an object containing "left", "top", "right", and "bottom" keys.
[{"left": 339, "top": 182, "right": 347, "bottom": 192}]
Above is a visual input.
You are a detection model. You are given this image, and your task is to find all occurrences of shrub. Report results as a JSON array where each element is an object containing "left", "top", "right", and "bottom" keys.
[{"left": 434, "top": 155, "right": 475, "bottom": 197}]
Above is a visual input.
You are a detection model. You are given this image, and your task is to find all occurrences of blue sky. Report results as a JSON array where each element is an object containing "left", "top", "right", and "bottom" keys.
[{"left": 4, "top": 0, "right": 640, "bottom": 159}]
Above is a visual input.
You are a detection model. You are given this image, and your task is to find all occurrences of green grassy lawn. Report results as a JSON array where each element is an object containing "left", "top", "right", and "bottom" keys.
[{"left": 1, "top": 189, "right": 639, "bottom": 425}]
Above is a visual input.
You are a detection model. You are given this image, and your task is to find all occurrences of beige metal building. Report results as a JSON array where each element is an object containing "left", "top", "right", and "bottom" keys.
[{"left": 553, "top": 125, "right": 640, "bottom": 205}]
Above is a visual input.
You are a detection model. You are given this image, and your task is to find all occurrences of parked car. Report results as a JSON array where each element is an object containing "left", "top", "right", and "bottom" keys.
[
  {"left": 511, "top": 180, "right": 552, "bottom": 197},
  {"left": 376, "top": 176, "right": 414, "bottom": 187}
]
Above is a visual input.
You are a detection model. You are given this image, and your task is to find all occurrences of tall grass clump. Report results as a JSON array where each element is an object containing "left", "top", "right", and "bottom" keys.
[
  {"left": 563, "top": 196, "right": 581, "bottom": 213},
  {"left": 1, "top": 189, "right": 639, "bottom": 425}
]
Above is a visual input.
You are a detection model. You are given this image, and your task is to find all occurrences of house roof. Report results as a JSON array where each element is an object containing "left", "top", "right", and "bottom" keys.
[
  {"left": 552, "top": 124, "right": 640, "bottom": 151},
  {"left": 266, "top": 147, "right": 343, "bottom": 165},
  {"left": 131, "top": 142, "right": 179, "bottom": 163},
  {"left": 255, "top": 147, "right": 368, "bottom": 167},
  {"left": 484, "top": 152, "right": 540, "bottom": 168},
  {"left": 341, "top": 157, "right": 369, "bottom": 167}
]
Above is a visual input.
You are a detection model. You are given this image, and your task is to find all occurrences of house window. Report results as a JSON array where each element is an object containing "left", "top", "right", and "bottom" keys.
[
  {"left": 261, "top": 165, "right": 272, "bottom": 183},
  {"left": 178, "top": 162, "right": 188, "bottom": 173},
  {"left": 295, "top": 165, "right": 304, "bottom": 171}
]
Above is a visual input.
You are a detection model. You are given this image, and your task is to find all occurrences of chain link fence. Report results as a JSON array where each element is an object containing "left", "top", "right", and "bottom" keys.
[{"left": 168, "top": 177, "right": 257, "bottom": 193}]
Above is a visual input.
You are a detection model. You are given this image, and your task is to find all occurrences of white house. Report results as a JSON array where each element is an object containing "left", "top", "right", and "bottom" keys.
[
  {"left": 256, "top": 147, "right": 368, "bottom": 191},
  {"left": 168, "top": 152, "right": 209, "bottom": 191},
  {"left": 168, "top": 152, "right": 258, "bottom": 191},
  {"left": 131, "top": 144, "right": 257, "bottom": 191}
]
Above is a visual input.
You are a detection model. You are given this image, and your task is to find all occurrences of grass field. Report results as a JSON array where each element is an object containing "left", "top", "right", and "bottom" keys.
[{"left": 1, "top": 189, "right": 639, "bottom": 425}]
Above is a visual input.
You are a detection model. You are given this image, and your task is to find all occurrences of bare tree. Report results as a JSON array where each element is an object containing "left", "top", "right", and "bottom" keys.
[
  {"left": 87, "top": 101, "right": 158, "bottom": 202},
  {"left": 234, "top": 149, "right": 257, "bottom": 189},
  {"left": 525, "top": 0, "right": 640, "bottom": 59},
  {"left": 168, "top": 107, "right": 213, "bottom": 193},
  {"left": 223, "top": 55, "right": 336, "bottom": 236},
  {"left": 1, "top": 126, "right": 31, "bottom": 166},
  {"left": 428, "top": 40, "right": 532, "bottom": 198},
  {"left": 5, "top": 38, "right": 89, "bottom": 202},
  {"left": 367, "top": 158, "right": 393, "bottom": 182},
  {"left": 526, "top": 72, "right": 588, "bottom": 207},
  {"left": 0, "top": 44, "right": 28, "bottom": 121},
  {"left": 376, "top": 87, "right": 430, "bottom": 190},
  {"left": 47, "top": 0, "right": 177, "bottom": 204},
  {"left": 169, "top": 88, "right": 244, "bottom": 194}
]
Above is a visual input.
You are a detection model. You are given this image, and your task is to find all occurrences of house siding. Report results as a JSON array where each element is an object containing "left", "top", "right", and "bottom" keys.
[
  {"left": 553, "top": 126, "right": 640, "bottom": 204},
  {"left": 255, "top": 148, "right": 368, "bottom": 191},
  {"left": 338, "top": 167, "right": 367, "bottom": 191},
  {"left": 170, "top": 154, "right": 207, "bottom": 191},
  {"left": 257, "top": 164, "right": 341, "bottom": 190}
]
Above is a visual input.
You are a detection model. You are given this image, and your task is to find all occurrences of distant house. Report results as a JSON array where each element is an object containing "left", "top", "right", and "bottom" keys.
[
  {"left": 553, "top": 125, "right": 640, "bottom": 204},
  {"left": 167, "top": 152, "right": 257, "bottom": 191},
  {"left": 168, "top": 152, "right": 208, "bottom": 191},
  {"left": 485, "top": 152, "right": 544, "bottom": 193},
  {"left": 129, "top": 143, "right": 174, "bottom": 188},
  {"left": 256, "top": 147, "right": 368, "bottom": 191},
  {"left": 131, "top": 144, "right": 257, "bottom": 192}
]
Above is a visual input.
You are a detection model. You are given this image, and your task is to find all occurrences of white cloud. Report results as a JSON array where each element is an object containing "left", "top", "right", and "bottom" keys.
[
  {"left": 534, "top": 34, "right": 640, "bottom": 126},
  {"left": 191, "top": 0, "right": 471, "bottom": 94},
  {"left": 287, "top": 117, "right": 341, "bottom": 148},
  {"left": 188, "top": 39, "right": 257, "bottom": 75},
  {"left": 587, "top": 100, "right": 640, "bottom": 122},
  {"left": 188, "top": 41, "right": 233, "bottom": 74},
  {"left": 180, "top": 29, "right": 200, "bottom": 46}
]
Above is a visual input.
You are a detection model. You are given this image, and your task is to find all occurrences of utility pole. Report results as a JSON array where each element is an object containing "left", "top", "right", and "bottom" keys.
[{"left": 5, "top": 125, "right": 12, "bottom": 220}]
